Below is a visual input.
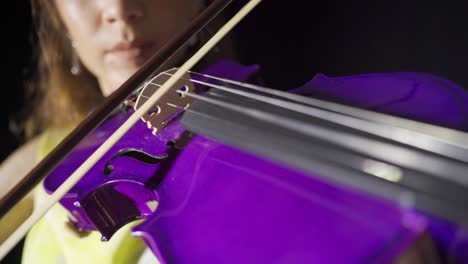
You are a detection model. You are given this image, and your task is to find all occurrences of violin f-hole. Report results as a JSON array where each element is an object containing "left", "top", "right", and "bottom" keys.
[{"left": 103, "top": 148, "right": 168, "bottom": 176}]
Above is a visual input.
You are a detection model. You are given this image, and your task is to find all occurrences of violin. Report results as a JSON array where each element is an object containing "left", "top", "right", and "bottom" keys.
[
  {"left": 42, "top": 62, "right": 468, "bottom": 263},
  {"left": 1, "top": 0, "right": 468, "bottom": 263}
]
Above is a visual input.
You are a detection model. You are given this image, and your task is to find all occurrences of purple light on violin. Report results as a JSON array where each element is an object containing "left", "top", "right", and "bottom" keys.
[
  {"left": 132, "top": 135, "right": 428, "bottom": 263},
  {"left": 43, "top": 60, "right": 468, "bottom": 263}
]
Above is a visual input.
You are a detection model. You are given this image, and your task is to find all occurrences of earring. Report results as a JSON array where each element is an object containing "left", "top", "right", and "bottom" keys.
[{"left": 71, "top": 42, "right": 82, "bottom": 75}]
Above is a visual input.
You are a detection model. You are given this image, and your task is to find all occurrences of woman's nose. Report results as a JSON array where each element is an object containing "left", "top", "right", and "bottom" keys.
[{"left": 102, "top": 0, "right": 144, "bottom": 24}]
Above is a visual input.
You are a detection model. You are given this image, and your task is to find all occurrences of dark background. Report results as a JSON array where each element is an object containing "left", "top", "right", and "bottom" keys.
[{"left": 2, "top": 0, "right": 468, "bottom": 263}]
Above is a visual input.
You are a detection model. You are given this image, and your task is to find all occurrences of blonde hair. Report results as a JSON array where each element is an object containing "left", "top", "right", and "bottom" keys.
[{"left": 24, "top": 0, "right": 102, "bottom": 138}]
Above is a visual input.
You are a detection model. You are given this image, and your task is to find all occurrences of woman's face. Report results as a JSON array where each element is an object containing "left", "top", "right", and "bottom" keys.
[{"left": 56, "top": 0, "right": 203, "bottom": 95}]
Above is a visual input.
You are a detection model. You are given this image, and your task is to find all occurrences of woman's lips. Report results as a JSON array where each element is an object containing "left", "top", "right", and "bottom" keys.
[{"left": 106, "top": 41, "right": 155, "bottom": 63}]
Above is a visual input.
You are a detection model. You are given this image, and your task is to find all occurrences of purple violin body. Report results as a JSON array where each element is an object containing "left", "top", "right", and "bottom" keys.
[{"left": 44, "top": 61, "right": 468, "bottom": 263}]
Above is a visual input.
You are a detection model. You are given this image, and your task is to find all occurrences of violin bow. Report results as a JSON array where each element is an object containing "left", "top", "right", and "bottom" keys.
[{"left": 0, "top": 0, "right": 261, "bottom": 259}]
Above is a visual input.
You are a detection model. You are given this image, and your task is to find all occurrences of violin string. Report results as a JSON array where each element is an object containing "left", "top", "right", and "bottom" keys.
[
  {"left": 141, "top": 83, "right": 468, "bottom": 185},
  {"left": 143, "top": 76, "right": 468, "bottom": 162},
  {"left": 183, "top": 70, "right": 465, "bottom": 141},
  {"left": 163, "top": 71, "right": 468, "bottom": 148}
]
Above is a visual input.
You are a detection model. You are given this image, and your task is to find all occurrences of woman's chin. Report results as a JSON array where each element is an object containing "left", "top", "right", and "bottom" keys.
[{"left": 100, "top": 70, "right": 138, "bottom": 96}]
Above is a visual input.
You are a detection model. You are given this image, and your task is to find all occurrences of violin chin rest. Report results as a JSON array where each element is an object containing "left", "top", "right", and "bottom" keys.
[{"left": 78, "top": 180, "right": 158, "bottom": 241}]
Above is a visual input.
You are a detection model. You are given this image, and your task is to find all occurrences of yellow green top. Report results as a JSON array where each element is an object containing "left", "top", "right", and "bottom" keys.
[{"left": 21, "top": 127, "right": 149, "bottom": 264}]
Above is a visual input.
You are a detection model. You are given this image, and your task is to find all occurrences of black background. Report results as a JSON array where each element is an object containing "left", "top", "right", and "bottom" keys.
[{"left": 2, "top": 0, "right": 468, "bottom": 262}]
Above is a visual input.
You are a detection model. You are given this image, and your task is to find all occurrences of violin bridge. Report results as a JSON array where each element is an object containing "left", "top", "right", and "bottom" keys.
[{"left": 134, "top": 68, "right": 195, "bottom": 135}]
